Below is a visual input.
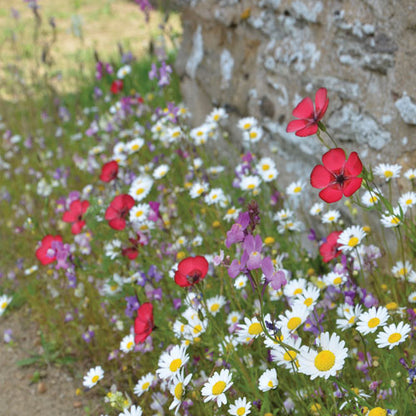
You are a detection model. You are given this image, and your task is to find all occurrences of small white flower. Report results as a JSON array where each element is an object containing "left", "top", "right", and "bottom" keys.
[
  {"left": 374, "top": 163, "right": 402, "bottom": 181},
  {"left": 337, "top": 226, "right": 367, "bottom": 253},
  {"left": 120, "top": 334, "right": 135, "bottom": 353},
  {"left": 201, "top": 368, "right": 233, "bottom": 407},
  {"left": 83, "top": 366, "right": 104, "bottom": 389},
  {"left": 375, "top": 322, "right": 411, "bottom": 349},
  {"left": 0, "top": 295, "right": 12, "bottom": 316},
  {"left": 134, "top": 373, "right": 154, "bottom": 397},
  {"left": 258, "top": 368, "right": 278, "bottom": 392}
]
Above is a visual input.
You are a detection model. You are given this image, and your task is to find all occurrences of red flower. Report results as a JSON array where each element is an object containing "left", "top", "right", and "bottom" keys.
[
  {"left": 36, "top": 235, "right": 63, "bottom": 265},
  {"left": 319, "top": 231, "right": 342, "bottom": 263},
  {"left": 62, "top": 200, "right": 89, "bottom": 234},
  {"left": 174, "top": 256, "right": 209, "bottom": 287},
  {"left": 286, "top": 88, "right": 329, "bottom": 137},
  {"left": 111, "top": 79, "right": 123, "bottom": 94},
  {"left": 122, "top": 234, "right": 144, "bottom": 260},
  {"left": 134, "top": 302, "right": 154, "bottom": 343},
  {"left": 310, "top": 148, "right": 363, "bottom": 203},
  {"left": 105, "top": 194, "right": 135, "bottom": 230},
  {"left": 100, "top": 161, "right": 119, "bottom": 182}
]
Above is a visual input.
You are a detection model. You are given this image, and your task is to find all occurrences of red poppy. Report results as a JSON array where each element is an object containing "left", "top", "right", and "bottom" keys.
[
  {"left": 36, "top": 235, "right": 63, "bottom": 265},
  {"left": 310, "top": 148, "right": 363, "bottom": 203},
  {"left": 122, "top": 234, "right": 144, "bottom": 260},
  {"left": 134, "top": 302, "right": 154, "bottom": 343},
  {"left": 174, "top": 255, "right": 209, "bottom": 287},
  {"left": 105, "top": 194, "right": 135, "bottom": 230},
  {"left": 62, "top": 200, "right": 89, "bottom": 234},
  {"left": 100, "top": 161, "right": 119, "bottom": 182},
  {"left": 319, "top": 231, "right": 342, "bottom": 263},
  {"left": 111, "top": 79, "right": 123, "bottom": 94},
  {"left": 286, "top": 88, "right": 329, "bottom": 137}
]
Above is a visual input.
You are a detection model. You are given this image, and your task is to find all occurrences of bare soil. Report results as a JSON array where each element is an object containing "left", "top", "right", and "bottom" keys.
[{"left": 0, "top": 307, "right": 102, "bottom": 416}]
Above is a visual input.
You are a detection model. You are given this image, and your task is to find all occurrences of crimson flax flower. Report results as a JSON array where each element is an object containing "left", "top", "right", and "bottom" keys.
[
  {"left": 174, "top": 256, "right": 209, "bottom": 287},
  {"left": 310, "top": 148, "right": 363, "bottom": 203}
]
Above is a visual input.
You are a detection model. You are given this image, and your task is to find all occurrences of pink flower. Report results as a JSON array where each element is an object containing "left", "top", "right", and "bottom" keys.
[
  {"left": 62, "top": 200, "right": 89, "bottom": 234},
  {"left": 286, "top": 88, "right": 329, "bottom": 137},
  {"left": 310, "top": 148, "right": 363, "bottom": 203}
]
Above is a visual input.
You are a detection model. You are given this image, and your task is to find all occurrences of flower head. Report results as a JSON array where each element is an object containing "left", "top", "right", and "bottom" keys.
[
  {"left": 83, "top": 366, "right": 104, "bottom": 389},
  {"left": 134, "top": 302, "right": 154, "bottom": 343},
  {"left": 105, "top": 194, "right": 135, "bottom": 230},
  {"left": 310, "top": 148, "right": 363, "bottom": 203},
  {"left": 286, "top": 88, "right": 329, "bottom": 137},
  {"left": 100, "top": 160, "right": 119, "bottom": 182},
  {"left": 201, "top": 368, "right": 233, "bottom": 407},
  {"left": 36, "top": 235, "right": 63, "bottom": 265},
  {"left": 174, "top": 256, "right": 209, "bottom": 287},
  {"left": 319, "top": 231, "right": 342, "bottom": 262},
  {"left": 62, "top": 199, "right": 89, "bottom": 234}
]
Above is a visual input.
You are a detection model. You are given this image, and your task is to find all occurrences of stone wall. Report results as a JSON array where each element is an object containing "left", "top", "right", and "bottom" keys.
[{"left": 174, "top": 0, "right": 416, "bottom": 187}]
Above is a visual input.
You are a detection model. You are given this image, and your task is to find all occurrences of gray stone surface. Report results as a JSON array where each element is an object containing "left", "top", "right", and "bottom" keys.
[{"left": 174, "top": 0, "right": 416, "bottom": 187}]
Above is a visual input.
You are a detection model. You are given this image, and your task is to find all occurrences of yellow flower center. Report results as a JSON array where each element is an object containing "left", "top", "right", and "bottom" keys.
[
  {"left": 142, "top": 381, "right": 150, "bottom": 390},
  {"left": 386, "top": 302, "right": 398, "bottom": 310},
  {"left": 136, "top": 188, "right": 144, "bottom": 195},
  {"left": 293, "top": 288, "right": 303, "bottom": 295},
  {"left": 169, "top": 358, "right": 182, "bottom": 372},
  {"left": 174, "top": 382, "right": 183, "bottom": 400},
  {"left": 131, "top": 144, "right": 140, "bottom": 151},
  {"left": 348, "top": 316, "right": 356, "bottom": 324},
  {"left": 212, "top": 381, "right": 226, "bottom": 395},
  {"left": 213, "top": 114, "right": 220, "bottom": 121},
  {"left": 406, "top": 199, "right": 412, "bottom": 205},
  {"left": 197, "top": 188, "right": 204, "bottom": 195},
  {"left": 368, "top": 408, "right": 387, "bottom": 416},
  {"left": 368, "top": 317, "right": 380, "bottom": 328},
  {"left": 172, "top": 131, "right": 181, "bottom": 138},
  {"left": 287, "top": 317, "right": 301, "bottom": 330},
  {"left": 232, "top": 316, "right": 238, "bottom": 323},
  {"left": 210, "top": 304, "right": 220, "bottom": 312},
  {"left": 333, "top": 277, "right": 342, "bottom": 285},
  {"left": 304, "top": 297, "right": 313, "bottom": 307},
  {"left": 236, "top": 407, "right": 246, "bottom": 416},
  {"left": 293, "top": 186, "right": 302, "bottom": 193},
  {"left": 212, "top": 194, "right": 218, "bottom": 200},
  {"left": 398, "top": 268, "right": 407, "bottom": 276},
  {"left": 91, "top": 375, "right": 99, "bottom": 383},
  {"left": 135, "top": 210, "right": 144, "bottom": 217},
  {"left": 348, "top": 236, "right": 359, "bottom": 247},
  {"left": 262, "top": 164, "right": 270, "bottom": 171},
  {"left": 247, "top": 184, "right": 255, "bottom": 189},
  {"left": 328, "top": 216, "right": 335, "bottom": 221},
  {"left": 283, "top": 350, "right": 297, "bottom": 362},
  {"left": 1, "top": 302, "right": 7, "bottom": 309},
  {"left": 126, "top": 341, "right": 133, "bottom": 350},
  {"left": 384, "top": 170, "right": 393, "bottom": 178},
  {"left": 391, "top": 216, "right": 400, "bottom": 225},
  {"left": 388, "top": 332, "right": 401, "bottom": 344},
  {"left": 227, "top": 208, "right": 236, "bottom": 215},
  {"left": 264, "top": 236, "right": 275, "bottom": 245},
  {"left": 110, "top": 285, "right": 118, "bottom": 292},
  {"left": 193, "top": 324, "right": 202, "bottom": 334},
  {"left": 314, "top": 350, "right": 336, "bottom": 372},
  {"left": 248, "top": 322, "right": 263, "bottom": 335},
  {"left": 196, "top": 131, "right": 204, "bottom": 136},
  {"left": 369, "top": 195, "right": 378, "bottom": 203},
  {"left": 267, "top": 380, "right": 274, "bottom": 388},
  {"left": 243, "top": 123, "right": 251, "bottom": 130}
]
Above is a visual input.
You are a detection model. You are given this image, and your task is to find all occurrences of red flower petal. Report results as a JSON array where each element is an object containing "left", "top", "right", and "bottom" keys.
[
  {"left": 344, "top": 151, "right": 363, "bottom": 177},
  {"left": 35, "top": 235, "right": 62, "bottom": 265},
  {"left": 108, "top": 218, "right": 126, "bottom": 230},
  {"left": 322, "top": 148, "right": 346, "bottom": 173},
  {"left": 310, "top": 165, "right": 334, "bottom": 189},
  {"left": 174, "top": 271, "right": 190, "bottom": 287},
  {"left": 100, "top": 161, "right": 119, "bottom": 182},
  {"left": 292, "top": 97, "right": 314, "bottom": 119},
  {"left": 295, "top": 123, "right": 318, "bottom": 137},
  {"left": 134, "top": 303, "right": 154, "bottom": 343},
  {"left": 62, "top": 210, "right": 78, "bottom": 223},
  {"left": 286, "top": 119, "right": 308, "bottom": 133},
  {"left": 71, "top": 221, "right": 85, "bottom": 235},
  {"left": 175, "top": 256, "right": 209, "bottom": 287},
  {"left": 319, "top": 185, "right": 343, "bottom": 203},
  {"left": 315, "top": 88, "right": 329, "bottom": 119},
  {"left": 81, "top": 201, "right": 90, "bottom": 214},
  {"left": 343, "top": 177, "right": 363, "bottom": 197}
]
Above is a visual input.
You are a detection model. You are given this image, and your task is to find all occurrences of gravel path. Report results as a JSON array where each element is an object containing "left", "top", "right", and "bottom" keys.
[{"left": 0, "top": 307, "right": 102, "bottom": 416}]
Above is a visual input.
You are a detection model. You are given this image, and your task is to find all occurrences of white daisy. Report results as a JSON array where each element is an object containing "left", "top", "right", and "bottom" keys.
[
  {"left": 133, "top": 373, "right": 155, "bottom": 397},
  {"left": 259, "top": 167, "right": 278, "bottom": 182},
  {"left": 129, "top": 176, "right": 153, "bottom": 202},
  {"left": 286, "top": 181, "right": 305, "bottom": 196},
  {"left": 277, "top": 303, "right": 310, "bottom": 333},
  {"left": 228, "top": 397, "right": 252, "bottom": 416},
  {"left": 309, "top": 202, "right": 324, "bottom": 216},
  {"left": 120, "top": 334, "right": 135, "bottom": 353},
  {"left": 206, "top": 107, "right": 228, "bottom": 124},
  {"left": 243, "top": 126, "right": 263, "bottom": 143},
  {"left": 129, "top": 204, "right": 150, "bottom": 224},
  {"left": 83, "top": 366, "right": 104, "bottom": 389},
  {"left": 189, "top": 182, "right": 209, "bottom": 199},
  {"left": 0, "top": 295, "right": 12, "bottom": 316},
  {"left": 204, "top": 188, "right": 227, "bottom": 206},
  {"left": 283, "top": 278, "right": 308, "bottom": 298},
  {"left": 206, "top": 295, "right": 226, "bottom": 316},
  {"left": 226, "top": 311, "right": 243, "bottom": 326},
  {"left": 258, "top": 368, "right": 278, "bottom": 392},
  {"left": 337, "top": 226, "right": 367, "bottom": 253},
  {"left": 270, "top": 335, "right": 302, "bottom": 372},
  {"left": 296, "top": 286, "right": 320, "bottom": 309},
  {"left": 201, "top": 368, "right": 233, "bottom": 407},
  {"left": 156, "top": 345, "right": 189, "bottom": 380},
  {"left": 153, "top": 164, "right": 169, "bottom": 179},
  {"left": 298, "top": 332, "right": 348, "bottom": 380},
  {"left": 208, "top": 165, "right": 225, "bottom": 175},
  {"left": 375, "top": 322, "right": 411, "bottom": 349},
  {"left": 336, "top": 304, "right": 363, "bottom": 331},
  {"left": 273, "top": 209, "right": 294, "bottom": 222},
  {"left": 399, "top": 191, "right": 416, "bottom": 209},
  {"left": 322, "top": 210, "right": 341, "bottom": 224},
  {"left": 234, "top": 274, "right": 248, "bottom": 290},
  {"left": 190, "top": 124, "right": 209, "bottom": 145},
  {"left": 167, "top": 126, "right": 183, "bottom": 142},
  {"left": 237, "top": 117, "right": 258, "bottom": 131},
  {"left": 356, "top": 306, "right": 389, "bottom": 335},
  {"left": 240, "top": 175, "right": 261, "bottom": 192},
  {"left": 374, "top": 163, "right": 402, "bottom": 181},
  {"left": 223, "top": 206, "right": 240, "bottom": 222},
  {"left": 392, "top": 261, "right": 412, "bottom": 279},
  {"left": 236, "top": 317, "right": 264, "bottom": 344},
  {"left": 323, "top": 271, "right": 348, "bottom": 287},
  {"left": 361, "top": 190, "right": 382, "bottom": 207},
  {"left": 126, "top": 138, "right": 145, "bottom": 154},
  {"left": 119, "top": 405, "right": 142, "bottom": 416},
  {"left": 380, "top": 209, "right": 402, "bottom": 228},
  {"left": 404, "top": 168, "right": 416, "bottom": 180},
  {"left": 169, "top": 369, "right": 192, "bottom": 415},
  {"left": 408, "top": 291, "right": 416, "bottom": 303},
  {"left": 116, "top": 65, "right": 131, "bottom": 79},
  {"left": 256, "top": 157, "right": 275, "bottom": 174}
]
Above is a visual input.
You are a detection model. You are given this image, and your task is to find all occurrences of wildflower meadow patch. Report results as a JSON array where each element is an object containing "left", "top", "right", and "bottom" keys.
[{"left": 1, "top": 2, "right": 416, "bottom": 416}]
